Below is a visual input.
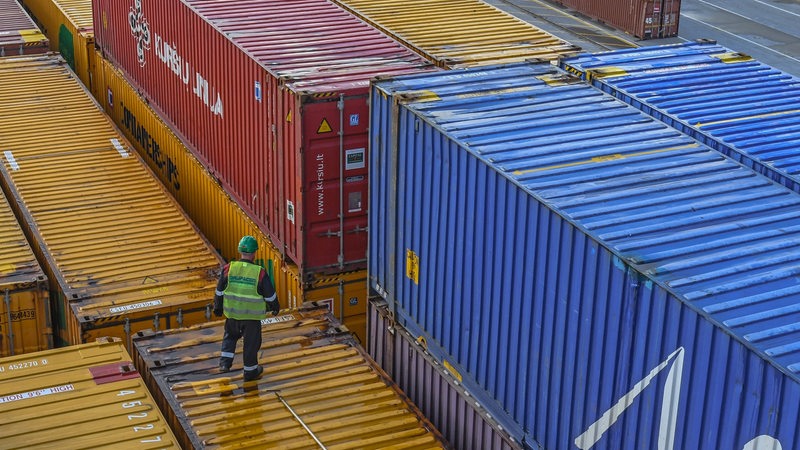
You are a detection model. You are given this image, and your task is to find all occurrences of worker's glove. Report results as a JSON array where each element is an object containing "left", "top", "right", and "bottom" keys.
[
  {"left": 266, "top": 299, "right": 280, "bottom": 316},
  {"left": 213, "top": 306, "right": 223, "bottom": 317}
]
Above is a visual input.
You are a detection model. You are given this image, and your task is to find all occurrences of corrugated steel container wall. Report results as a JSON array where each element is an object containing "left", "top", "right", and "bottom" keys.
[
  {"left": 132, "top": 304, "right": 447, "bottom": 450},
  {"left": 0, "top": 55, "right": 223, "bottom": 349},
  {"left": 18, "top": 0, "right": 99, "bottom": 99},
  {"left": 328, "top": 0, "right": 580, "bottom": 68},
  {"left": 370, "top": 63, "right": 800, "bottom": 449},
  {"left": 0, "top": 338, "right": 181, "bottom": 448},
  {"left": 368, "top": 298, "right": 522, "bottom": 450},
  {"left": 0, "top": 0, "right": 48, "bottom": 57},
  {"left": 0, "top": 188, "right": 51, "bottom": 356},
  {"left": 547, "top": 0, "right": 680, "bottom": 39},
  {"left": 96, "top": 54, "right": 370, "bottom": 343},
  {"left": 92, "top": 0, "right": 436, "bottom": 277},
  {"left": 561, "top": 40, "right": 800, "bottom": 193}
]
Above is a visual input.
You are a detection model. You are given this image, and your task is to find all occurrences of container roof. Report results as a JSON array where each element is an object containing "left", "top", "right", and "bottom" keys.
[
  {"left": 186, "top": 0, "right": 436, "bottom": 93},
  {"left": 133, "top": 304, "right": 446, "bottom": 449},
  {"left": 0, "top": 55, "right": 221, "bottom": 316},
  {"left": 0, "top": 338, "right": 181, "bottom": 448},
  {"left": 374, "top": 63, "right": 800, "bottom": 381},
  {"left": 0, "top": 188, "right": 43, "bottom": 285},
  {"left": 330, "top": 0, "right": 581, "bottom": 68},
  {"left": 562, "top": 40, "right": 800, "bottom": 183}
]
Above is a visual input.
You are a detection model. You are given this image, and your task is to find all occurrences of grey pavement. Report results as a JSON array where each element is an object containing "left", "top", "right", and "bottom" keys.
[{"left": 488, "top": 0, "right": 800, "bottom": 77}]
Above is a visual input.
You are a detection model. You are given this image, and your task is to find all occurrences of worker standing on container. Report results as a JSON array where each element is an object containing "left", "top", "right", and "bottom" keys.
[{"left": 213, "top": 235, "right": 280, "bottom": 381}]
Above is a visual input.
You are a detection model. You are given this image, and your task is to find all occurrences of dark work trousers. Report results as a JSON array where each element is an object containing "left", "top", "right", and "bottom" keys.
[{"left": 221, "top": 318, "right": 263, "bottom": 369}]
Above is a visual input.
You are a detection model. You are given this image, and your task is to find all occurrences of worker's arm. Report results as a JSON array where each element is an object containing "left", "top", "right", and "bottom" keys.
[
  {"left": 212, "top": 264, "right": 231, "bottom": 317},
  {"left": 258, "top": 270, "right": 279, "bottom": 316}
]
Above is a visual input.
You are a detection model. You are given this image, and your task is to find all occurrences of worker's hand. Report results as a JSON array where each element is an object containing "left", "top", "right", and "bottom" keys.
[
  {"left": 213, "top": 306, "right": 223, "bottom": 317},
  {"left": 266, "top": 299, "right": 280, "bottom": 316}
]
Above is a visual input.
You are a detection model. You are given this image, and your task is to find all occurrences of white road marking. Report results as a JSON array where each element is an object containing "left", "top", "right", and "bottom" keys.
[{"left": 682, "top": 11, "right": 800, "bottom": 64}]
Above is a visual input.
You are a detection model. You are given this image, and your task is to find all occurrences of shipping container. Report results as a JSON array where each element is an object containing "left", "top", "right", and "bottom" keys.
[
  {"left": 329, "top": 0, "right": 580, "bottom": 68},
  {"left": 369, "top": 298, "right": 522, "bottom": 450},
  {"left": 96, "top": 54, "right": 370, "bottom": 343},
  {"left": 370, "top": 63, "right": 800, "bottom": 449},
  {"left": 92, "top": 0, "right": 437, "bottom": 278},
  {"left": 0, "top": 0, "right": 49, "bottom": 57},
  {"left": 561, "top": 40, "right": 800, "bottom": 193},
  {"left": 0, "top": 188, "right": 51, "bottom": 357},
  {"left": 0, "top": 55, "right": 223, "bottom": 350},
  {"left": 19, "top": 0, "right": 100, "bottom": 100},
  {"left": 132, "top": 303, "right": 447, "bottom": 449},
  {"left": 0, "top": 337, "right": 181, "bottom": 448},
  {"left": 546, "top": 0, "right": 680, "bottom": 39}
]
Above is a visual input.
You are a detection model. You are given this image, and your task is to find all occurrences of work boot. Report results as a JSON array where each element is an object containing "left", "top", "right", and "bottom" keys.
[
  {"left": 219, "top": 357, "right": 232, "bottom": 373},
  {"left": 243, "top": 365, "right": 264, "bottom": 381}
]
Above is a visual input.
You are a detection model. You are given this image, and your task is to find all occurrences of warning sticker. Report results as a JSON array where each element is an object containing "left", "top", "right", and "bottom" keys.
[{"left": 317, "top": 118, "right": 332, "bottom": 133}]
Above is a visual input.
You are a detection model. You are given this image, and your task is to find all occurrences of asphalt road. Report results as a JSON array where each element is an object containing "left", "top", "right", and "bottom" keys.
[{"left": 489, "top": 0, "right": 800, "bottom": 77}]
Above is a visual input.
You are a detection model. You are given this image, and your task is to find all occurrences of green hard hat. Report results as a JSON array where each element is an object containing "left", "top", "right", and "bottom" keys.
[{"left": 238, "top": 235, "right": 258, "bottom": 253}]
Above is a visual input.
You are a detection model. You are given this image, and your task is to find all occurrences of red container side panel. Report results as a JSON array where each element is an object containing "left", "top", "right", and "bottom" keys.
[
  {"left": 92, "top": 0, "right": 435, "bottom": 277},
  {"left": 0, "top": 0, "right": 49, "bottom": 56},
  {"left": 548, "top": 0, "right": 681, "bottom": 39}
]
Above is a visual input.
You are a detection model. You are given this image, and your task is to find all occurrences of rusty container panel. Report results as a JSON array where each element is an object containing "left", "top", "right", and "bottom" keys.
[
  {"left": 0, "top": 0, "right": 49, "bottom": 57},
  {"left": 132, "top": 304, "right": 446, "bottom": 450},
  {"left": 547, "top": 0, "right": 681, "bottom": 39},
  {"left": 18, "top": 0, "right": 99, "bottom": 98},
  {"left": 0, "top": 188, "right": 51, "bottom": 357},
  {"left": 92, "top": 0, "right": 436, "bottom": 278},
  {"left": 368, "top": 299, "right": 522, "bottom": 450},
  {"left": 0, "top": 55, "right": 223, "bottom": 350},
  {"left": 330, "top": 0, "right": 581, "bottom": 68},
  {"left": 0, "top": 338, "right": 181, "bottom": 448}
]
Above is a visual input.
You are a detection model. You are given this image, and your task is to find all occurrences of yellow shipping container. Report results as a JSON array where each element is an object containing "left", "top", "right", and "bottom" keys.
[
  {"left": 330, "top": 0, "right": 581, "bottom": 68},
  {"left": 132, "top": 304, "right": 446, "bottom": 449},
  {"left": 0, "top": 338, "right": 181, "bottom": 449},
  {"left": 19, "top": 0, "right": 100, "bottom": 99},
  {"left": 97, "top": 54, "right": 370, "bottom": 344},
  {"left": 0, "top": 55, "right": 223, "bottom": 350},
  {"left": 0, "top": 188, "right": 51, "bottom": 356}
]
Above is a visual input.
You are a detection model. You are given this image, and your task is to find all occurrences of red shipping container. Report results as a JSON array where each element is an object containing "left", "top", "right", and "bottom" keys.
[
  {"left": 549, "top": 0, "right": 681, "bottom": 39},
  {"left": 0, "top": 0, "right": 49, "bottom": 57},
  {"left": 92, "top": 0, "right": 436, "bottom": 278}
]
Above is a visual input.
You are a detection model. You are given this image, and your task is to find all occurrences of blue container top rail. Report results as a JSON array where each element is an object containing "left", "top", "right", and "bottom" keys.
[
  {"left": 374, "top": 61, "right": 800, "bottom": 381},
  {"left": 560, "top": 40, "right": 800, "bottom": 192}
]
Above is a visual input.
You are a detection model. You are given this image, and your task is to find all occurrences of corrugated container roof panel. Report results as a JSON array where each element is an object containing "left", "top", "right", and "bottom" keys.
[
  {"left": 35, "top": 0, "right": 95, "bottom": 33},
  {"left": 132, "top": 304, "right": 446, "bottom": 449},
  {"left": 0, "top": 188, "right": 43, "bottom": 286},
  {"left": 186, "top": 0, "right": 437, "bottom": 93},
  {"left": 0, "top": 0, "right": 49, "bottom": 56},
  {"left": 560, "top": 40, "right": 800, "bottom": 191},
  {"left": 0, "top": 56, "right": 222, "bottom": 323},
  {"left": 329, "top": 0, "right": 581, "bottom": 68},
  {"left": 0, "top": 338, "right": 181, "bottom": 448},
  {"left": 374, "top": 63, "right": 800, "bottom": 381}
]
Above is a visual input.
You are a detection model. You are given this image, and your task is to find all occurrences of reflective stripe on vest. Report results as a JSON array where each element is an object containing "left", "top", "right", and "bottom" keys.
[{"left": 223, "top": 261, "right": 265, "bottom": 320}]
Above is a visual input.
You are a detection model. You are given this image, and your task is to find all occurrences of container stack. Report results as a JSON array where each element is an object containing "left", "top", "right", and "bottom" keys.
[
  {"left": 0, "top": 0, "right": 48, "bottom": 57},
  {"left": 0, "top": 338, "right": 182, "bottom": 449},
  {"left": 0, "top": 187, "right": 50, "bottom": 357},
  {"left": 131, "top": 303, "right": 446, "bottom": 449},
  {"left": 368, "top": 62, "right": 800, "bottom": 449},
  {"left": 0, "top": 55, "right": 223, "bottom": 350}
]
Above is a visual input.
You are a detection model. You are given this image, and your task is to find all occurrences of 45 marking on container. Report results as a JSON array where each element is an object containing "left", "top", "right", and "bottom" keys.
[{"left": 575, "top": 347, "right": 786, "bottom": 450}]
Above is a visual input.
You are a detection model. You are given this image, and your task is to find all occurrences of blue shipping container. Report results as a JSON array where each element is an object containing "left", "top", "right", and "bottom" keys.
[
  {"left": 369, "top": 63, "right": 800, "bottom": 450},
  {"left": 560, "top": 40, "right": 800, "bottom": 193}
]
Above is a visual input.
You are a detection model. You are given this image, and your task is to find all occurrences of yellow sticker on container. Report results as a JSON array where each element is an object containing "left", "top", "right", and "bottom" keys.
[
  {"left": 443, "top": 360, "right": 462, "bottom": 383},
  {"left": 406, "top": 249, "right": 419, "bottom": 285},
  {"left": 317, "top": 118, "right": 332, "bottom": 133},
  {"left": 286, "top": 110, "right": 292, "bottom": 122}
]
